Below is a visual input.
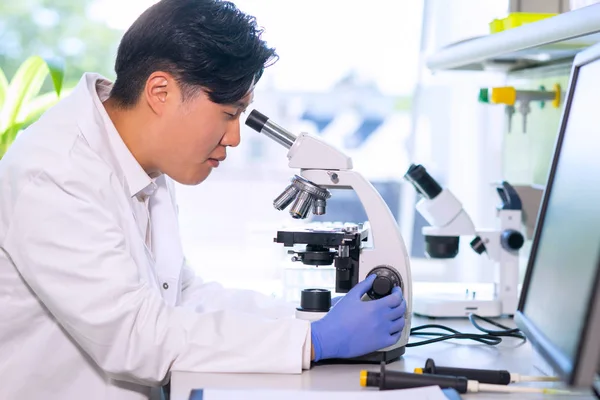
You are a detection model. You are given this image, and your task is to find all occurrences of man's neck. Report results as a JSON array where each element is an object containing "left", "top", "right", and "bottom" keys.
[{"left": 103, "top": 97, "right": 159, "bottom": 176}]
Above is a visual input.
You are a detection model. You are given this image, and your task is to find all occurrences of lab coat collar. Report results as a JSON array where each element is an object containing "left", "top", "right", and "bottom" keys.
[{"left": 76, "top": 73, "right": 156, "bottom": 199}]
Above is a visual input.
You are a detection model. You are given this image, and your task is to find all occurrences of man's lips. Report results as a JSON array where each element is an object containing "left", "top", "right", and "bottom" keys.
[{"left": 208, "top": 156, "right": 225, "bottom": 167}]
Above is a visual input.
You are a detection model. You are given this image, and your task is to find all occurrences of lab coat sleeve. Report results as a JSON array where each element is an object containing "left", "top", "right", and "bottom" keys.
[
  {"left": 3, "top": 168, "right": 311, "bottom": 386},
  {"left": 166, "top": 177, "right": 313, "bottom": 369},
  {"left": 179, "top": 264, "right": 312, "bottom": 370}
]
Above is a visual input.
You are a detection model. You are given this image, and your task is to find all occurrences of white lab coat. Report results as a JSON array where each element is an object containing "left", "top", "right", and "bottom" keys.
[{"left": 0, "top": 73, "right": 311, "bottom": 400}]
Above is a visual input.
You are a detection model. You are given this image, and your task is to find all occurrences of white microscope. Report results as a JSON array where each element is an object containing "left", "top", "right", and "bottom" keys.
[
  {"left": 245, "top": 110, "right": 413, "bottom": 364},
  {"left": 404, "top": 164, "right": 525, "bottom": 318}
]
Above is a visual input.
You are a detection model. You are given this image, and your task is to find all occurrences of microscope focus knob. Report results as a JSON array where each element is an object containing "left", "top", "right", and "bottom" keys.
[
  {"left": 501, "top": 229, "right": 524, "bottom": 251},
  {"left": 366, "top": 266, "right": 402, "bottom": 300},
  {"left": 373, "top": 276, "right": 393, "bottom": 297}
]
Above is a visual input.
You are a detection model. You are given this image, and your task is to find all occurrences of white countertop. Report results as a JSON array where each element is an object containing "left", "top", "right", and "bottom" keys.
[{"left": 169, "top": 317, "right": 596, "bottom": 400}]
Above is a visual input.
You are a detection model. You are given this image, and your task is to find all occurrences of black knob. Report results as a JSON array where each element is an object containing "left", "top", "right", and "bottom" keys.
[
  {"left": 373, "top": 276, "right": 393, "bottom": 297},
  {"left": 470, "top": 236, "right": 486, "bottom": 254},
  {"left": 297, "top": 288, "right": 331, "bottom": 312},
  {"left": 501, "top": 229, "right": 524, "bottom": 251},
  {"left": 366, "top": 266, "right": 402, "bottom": 300}
]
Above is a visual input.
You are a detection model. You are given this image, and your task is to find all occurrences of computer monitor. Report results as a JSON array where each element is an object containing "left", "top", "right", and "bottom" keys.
[{"left": 515, "top": 43, "right": 600, "bottom": 391}]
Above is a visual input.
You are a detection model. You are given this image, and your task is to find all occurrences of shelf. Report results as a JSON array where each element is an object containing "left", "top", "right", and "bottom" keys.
[{"left": 426, "top": 4, "right": 600, "bottom": 72}]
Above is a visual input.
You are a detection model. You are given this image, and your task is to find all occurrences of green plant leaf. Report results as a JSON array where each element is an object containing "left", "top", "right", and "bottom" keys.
[
  {"left": 0, "top": 56, "right": 46, "bottom": 135},
  {"left": 0, "top": 55, "right": 65, "bottom": 146},
  {"left": 1, "top": 123, "right": 24, "bottom": 144},
  {"left": 0, "top": 68, "right": 8, "bottom": 110},
  {"left": 44, "top": 57, "right": 65, "bottom": 97}
]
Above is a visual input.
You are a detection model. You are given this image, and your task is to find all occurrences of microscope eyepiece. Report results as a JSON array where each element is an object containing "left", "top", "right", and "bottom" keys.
[
  {"left": 244, "top": 109, "right": 297, "bottom": 149},
  {"left": 245, "top": 109, "right": 269, "bottom": 133},
  {"left": 404, "top": 164, "right": 442, "bottom": 200}
]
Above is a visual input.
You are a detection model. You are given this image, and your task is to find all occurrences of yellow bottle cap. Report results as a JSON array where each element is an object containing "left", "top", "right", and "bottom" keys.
[
  {"left": 360, "top": 370, "right": 367, "bottom": 387},
  {"left": 414, "top": 368, "right": 424, "bottom": 374},
  {"left": 490, "top": 87, "right": 517, "bottom": 106}
]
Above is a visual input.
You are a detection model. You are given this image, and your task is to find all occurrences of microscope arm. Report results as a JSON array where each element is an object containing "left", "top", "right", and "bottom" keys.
[{"left": 476, "top": 207, "right": 523, "bottom": 315}]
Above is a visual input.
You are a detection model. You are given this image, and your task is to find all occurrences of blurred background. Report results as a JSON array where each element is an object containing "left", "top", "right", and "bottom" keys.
[{"left": 0, "top": 0, "right": 524, "bottom": 302}]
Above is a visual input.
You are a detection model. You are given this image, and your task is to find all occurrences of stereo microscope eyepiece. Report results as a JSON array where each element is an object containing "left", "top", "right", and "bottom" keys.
[
  {"left": 245, "top": 109, "right": 297, "bottom": 149},
  {"left": 404, "top": 164, "right": 442, "bottom": 200}
]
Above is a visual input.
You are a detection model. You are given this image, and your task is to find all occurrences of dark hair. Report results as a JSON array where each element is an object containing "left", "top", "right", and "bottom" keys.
[{"left": 110, "top": 0, "right": 277, "bottom": 108}]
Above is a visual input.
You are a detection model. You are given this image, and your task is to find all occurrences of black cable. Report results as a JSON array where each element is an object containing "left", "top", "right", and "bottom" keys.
[
  {"left": 468, "top": 313, "right": 523, "bottom": 336},
  {"left": 407, "top": 324, "right": 502, "bottom": 347},
  {"left": 407, "top": 313, "right": 527, "bottom": 347}
]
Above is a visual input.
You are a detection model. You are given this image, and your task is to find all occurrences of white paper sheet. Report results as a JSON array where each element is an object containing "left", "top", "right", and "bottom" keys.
[{"left": 198, "top": 386, "right": 449, "bottom": 400}]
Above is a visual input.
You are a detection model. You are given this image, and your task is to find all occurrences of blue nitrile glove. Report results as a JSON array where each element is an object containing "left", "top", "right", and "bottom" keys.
[
  {"left": 310, "top": 274, "right": 406, "bottom": 361},
  {"left": 330, "top": 296, "right": 344, "bottom": 307}
]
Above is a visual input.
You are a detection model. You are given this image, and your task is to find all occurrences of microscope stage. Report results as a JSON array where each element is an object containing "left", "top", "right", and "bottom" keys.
[{"left": 275, "top": 226, "right": 368, "bottom": 247}]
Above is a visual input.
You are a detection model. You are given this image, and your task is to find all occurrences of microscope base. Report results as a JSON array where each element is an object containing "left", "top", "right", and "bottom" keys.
[
  {"left": 413, "top": 296, "right": 503, "bottom": 318},
  {"left": 314, "top": 346, "right": 405, "bottom": 365}
]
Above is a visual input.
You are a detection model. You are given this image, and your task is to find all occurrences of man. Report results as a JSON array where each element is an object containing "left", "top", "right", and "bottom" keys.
[{"left": 0, "top": 1, "right": 407, "bottom": 399}]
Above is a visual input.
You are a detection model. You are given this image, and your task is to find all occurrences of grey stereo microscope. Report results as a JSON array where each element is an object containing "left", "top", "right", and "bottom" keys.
[
  {"left": 245, "top": 110, "right": 413, "bottom": 363},
  {"left": 405, "top": 164, "right": 525, "bottom": 318}
]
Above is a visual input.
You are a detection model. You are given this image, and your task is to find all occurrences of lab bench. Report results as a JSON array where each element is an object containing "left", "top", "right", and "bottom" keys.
[{"left": 169, "top": 317, "right": 596, "bottom": 400}]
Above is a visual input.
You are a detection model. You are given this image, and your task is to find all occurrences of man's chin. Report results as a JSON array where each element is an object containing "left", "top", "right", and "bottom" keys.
[{"left": 171, "top": 168, "right": 212, "bottom": 186}]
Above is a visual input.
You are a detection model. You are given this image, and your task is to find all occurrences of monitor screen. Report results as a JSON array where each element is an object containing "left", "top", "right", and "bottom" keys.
[{"left": 516, "top": 45, "right": 600, "bottom": 389}]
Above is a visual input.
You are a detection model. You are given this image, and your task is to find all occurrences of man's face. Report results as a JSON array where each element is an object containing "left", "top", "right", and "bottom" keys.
[{"left": 154, "top": 80, "right": 253, "bottom": 185}]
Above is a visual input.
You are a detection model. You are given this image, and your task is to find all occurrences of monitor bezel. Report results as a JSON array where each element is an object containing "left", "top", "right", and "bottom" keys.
[{"left": 514, "top": 44, "right": 600, "bottom": 388}]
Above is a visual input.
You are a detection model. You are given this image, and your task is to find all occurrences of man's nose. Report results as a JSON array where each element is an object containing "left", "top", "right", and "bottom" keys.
[{"left": 222, "top": 120, "right": 241, "bottom": 147}]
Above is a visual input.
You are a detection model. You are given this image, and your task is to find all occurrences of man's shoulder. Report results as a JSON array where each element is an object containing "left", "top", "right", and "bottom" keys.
[
  {"left": 0, "top": 136, "right": 122, "bottom": 245},
  {"left": 0, "top": 128, "right": 120, "bottom": 211}
]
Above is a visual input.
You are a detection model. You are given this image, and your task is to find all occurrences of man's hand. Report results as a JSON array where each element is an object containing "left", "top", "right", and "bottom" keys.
[
  {"left": 310, "top": 275, "right": 406, "bottom": 361},
  {"left": 330, "top": 296, "right": 344, "bottom": 308}
]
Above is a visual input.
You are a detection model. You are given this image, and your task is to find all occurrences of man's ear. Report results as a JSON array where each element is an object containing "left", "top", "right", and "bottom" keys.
[{"left": 144, "top": 71, "right": 177, "bottom": 115}]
